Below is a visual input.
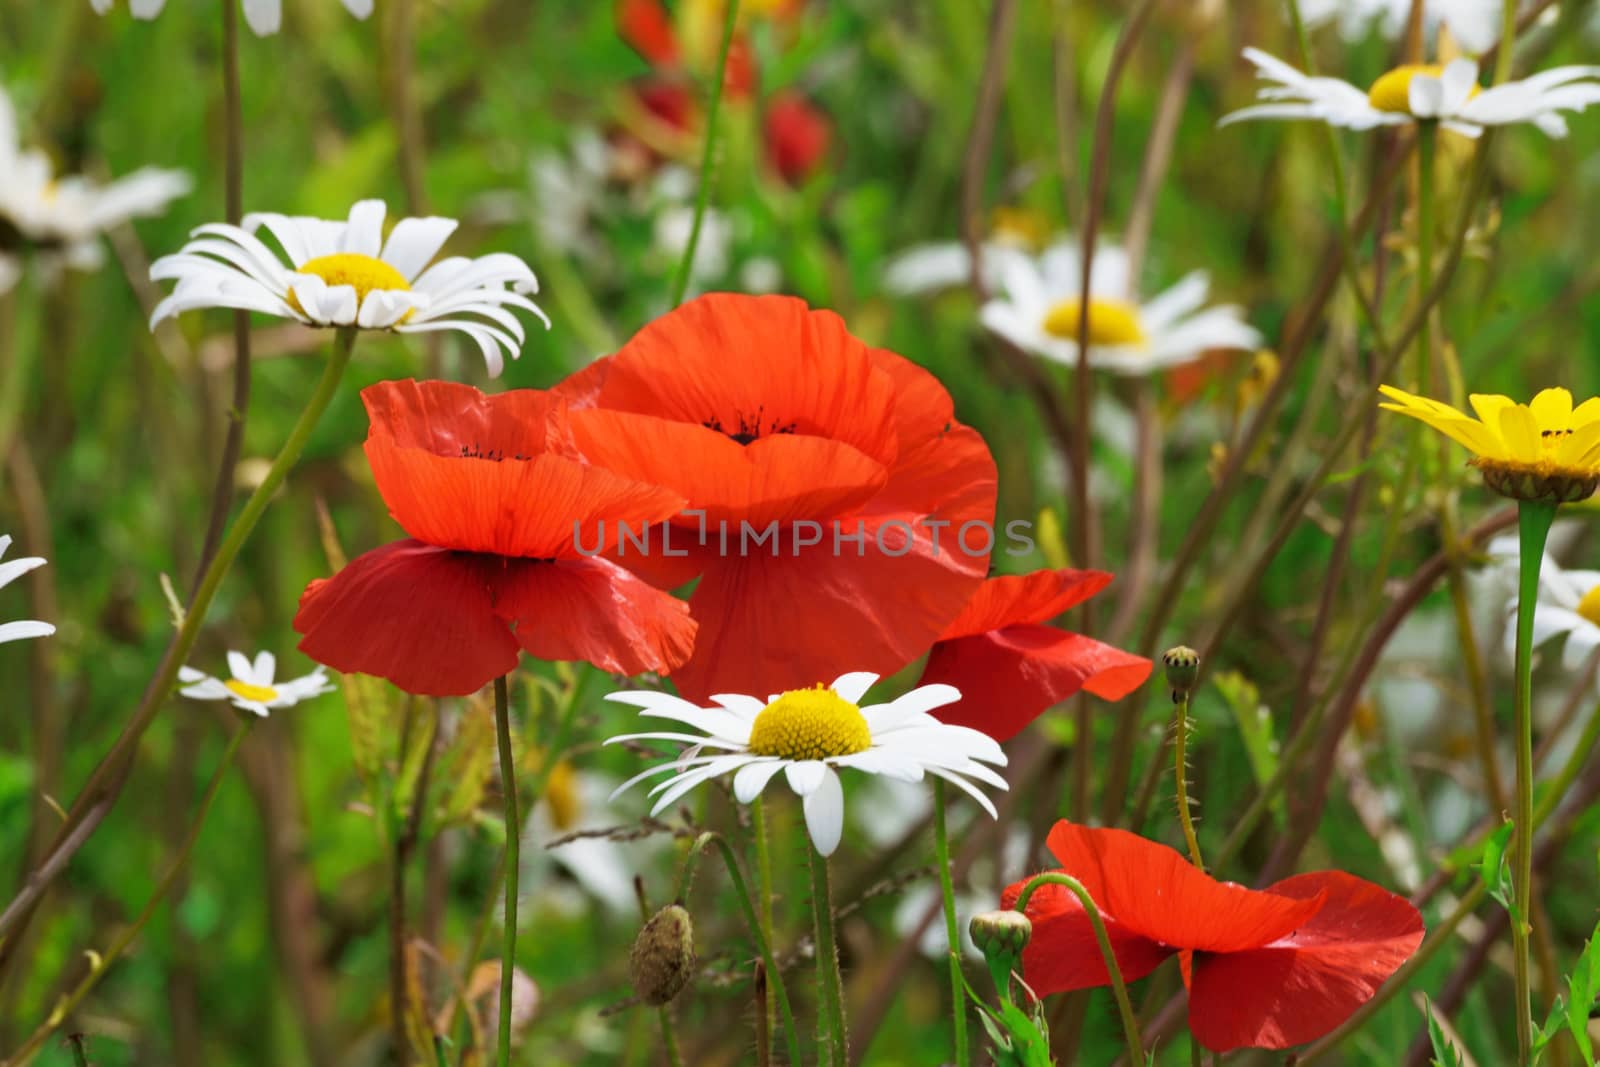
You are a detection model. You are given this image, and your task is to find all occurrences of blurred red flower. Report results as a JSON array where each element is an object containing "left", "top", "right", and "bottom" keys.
[
  {"left": 557, "top": 293, "right": 997, "bottom": 699},
  {"left": 1002, "top": 822, "right": 1424, "bottom": 1052},
  {"left": 293, "top": 380, "right": 696, "bottom": 696},
  {"left": 615, "top": 0, "right": 830, "bottom": 184},
  {"left": 920, "top": 569, "right": 1151, "bottom": 742}
]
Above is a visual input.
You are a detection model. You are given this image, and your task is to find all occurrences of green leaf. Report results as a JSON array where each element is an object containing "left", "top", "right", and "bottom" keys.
[
  {"left": 1475, "top": 820, "right": 1519, "bottom": 922},
  {"left": 1562, "top": 915, "right": 1600, "bottom": 1064},
  {"left": 1212, "top": 670, "right": 1280, "bottom": 796},
  {"left": 1423, "top": 996, "right": 1467, "bottom": 1067}
]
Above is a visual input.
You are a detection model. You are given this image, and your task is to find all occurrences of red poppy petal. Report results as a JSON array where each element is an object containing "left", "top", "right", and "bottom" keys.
[
  {"left": 763, "top": 91, "right": 831, "bottom": 184},
  {"left": 1187, "top": 871, "right": 1425, "bottom": 1051},
  {"left": 667, "top": 422, "right": 995, "bottom": 699},
  {"left": 594, "top": 295, "right": 899, "bottom": 471},
  {"left": 366, "top": 441, "right": 685, "bottom": 560},
  {"left": 999, "top": 875, "right": 1173, "bottom": 996},
  {"left": 868, "top": 348, "right": 954, "bottom": 446},
  {"left": 362, "top": 378, "right": 555, "bottom": 457},
  {"left": 491, "top": 556, "right": 696, "bottom": 676},
  {"left": 940, "top": 570, "right": 1116, "bottom": 640},
  {"left": 563, "top": 408, "right": 888, "bottom": 527},
  {"left": 617, "top": 0, "right": 680, "bottom": 66},
  {"left": 1043, "top": 823, "right": 1327, "bottom": 954},
  {"left": 294, "top": 540, "right": 518, "bottom": 697},
  {"left": 921, "top": 625, "right": 1152, "bottom": 742}
]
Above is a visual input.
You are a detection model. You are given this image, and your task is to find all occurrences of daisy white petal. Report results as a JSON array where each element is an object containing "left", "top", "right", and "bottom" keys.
[
  {"left": 829, "top": 672, "right": 880, "bottom": 704},
  {"left": 0, "top": 621, "right": 54, "bottom": 645},
  {"left": 803, "top": 767, "right": 846, "bottom": 857},
  {"left": 732, "top": 759, "right": 787, "bottom": 803},
  {"left": 783, "top": 760, "right": 828, "bottom": 797}
]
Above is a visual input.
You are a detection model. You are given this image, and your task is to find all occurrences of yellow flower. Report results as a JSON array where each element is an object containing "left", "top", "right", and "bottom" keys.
[{"left": 1378, "top": 385, "right": 1600, "bottom": 503}]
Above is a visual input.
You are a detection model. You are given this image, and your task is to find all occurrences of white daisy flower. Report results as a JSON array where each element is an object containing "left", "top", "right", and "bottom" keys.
[
  {"left": 178, "top": 650, "right": 334, "bottom": 717},
  {"left": 1300, "top": 0, "right": 1506, "bottom": 53},
  {"left": 89, "top": 0, "right": 373, "bottom": 37},
  {"left": 149, "top": 199, "right": 549, "bottom": 377},
  {"left": 0, "top": 85, "right": 189, "bottom": 281},
  {"left": 604, "top": 673, "right": 1008, "bottom": 858},
  {"left": 979, "top": 240, "right": 1260, "bottom": 376},
  {"left": 0, "top": 535, "right": 54, "bottom": 646},
  {"left": 885, "top": 208, "right": 1053, "bottom": 296},
  {"left": 1487, "top": 533, "right": 1600, "bottom": 681},
  {"left": 1222, "top": 49, "right": 1600, "bottom": 139}
]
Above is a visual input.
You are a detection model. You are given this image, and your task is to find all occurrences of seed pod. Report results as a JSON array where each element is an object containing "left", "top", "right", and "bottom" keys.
[
  {"left": 629, "top": 904, "right": 696, "bottom": 1006},
  {"left": 1162, "top": 645, "right": 1201, "bottom": 700},
  {"left": 969, "top": 909, "right": 1033, "bottom": 960}
]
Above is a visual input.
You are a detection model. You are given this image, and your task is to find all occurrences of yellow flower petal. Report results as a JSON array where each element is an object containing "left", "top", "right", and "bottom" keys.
[
  {"left": 1529, "top": 388, "right": 1574, "bottom": 430},
  {"left": 1555, "top": 421, "right": 1600, "bottom": 466},
  {"left": 1571, "top": 397, "right": 1600, "bottom": 429},
  {"left": 1468, "top": 393, "right": 1515, "bottom": 429},
  {"left": 1497, "top": 404, "right": 1542, "bottom": 464}
]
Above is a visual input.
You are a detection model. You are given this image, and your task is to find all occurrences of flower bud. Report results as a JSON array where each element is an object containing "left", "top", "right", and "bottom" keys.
[
  {"left": 1162, "top": 646, "right": 1201, "bottom": 701},
  {"left": 629, "top": 904, "right": 696, "bottom": 1006},
  {"left": 969, "top": 909, "right": 1032, "bottom": 960}
]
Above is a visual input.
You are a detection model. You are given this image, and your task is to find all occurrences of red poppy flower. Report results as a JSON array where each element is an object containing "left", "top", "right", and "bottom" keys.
[
  {"left": 1001, "top": 822, "right": 1424, "bottom": 1052},
  {"left": 293, "top": 379, "right": 697, "bottom": 697},
  {"left": 763, "top": 91, "right": 832, "bottom": 184},
  {"left": 920, "top": 569, "right": 1151, "bottom": 742},
  {"left": 555, "top": 293, "right": 997, "bottom": 700}
]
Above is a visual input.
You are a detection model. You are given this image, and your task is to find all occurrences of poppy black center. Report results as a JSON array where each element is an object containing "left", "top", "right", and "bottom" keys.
[
  {"left": 703, "top": 409, "right": 799, "bottom": 446},
  {"left": 457, "top": 443, "right": 532, "bottom": 462}
]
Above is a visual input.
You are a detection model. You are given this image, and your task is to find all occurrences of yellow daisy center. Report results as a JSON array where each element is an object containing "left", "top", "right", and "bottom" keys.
[
  {"left": 225, "top": 678, "right": 278, "bottom": 704},
  {"left": 1042, "top": 297, "right": 1146, "bottom": 347},
  {"left": 1578, "top": 584, "right": 1600, "bottom": 628},
  {"left": 287, "top": 252, "right": 411, "bottom": 317},
  {"left": 991, "top": 206, "right": 1051, "bottom": 249},
  {"left": 1367, "top": 65, "right": 1479, "bottom": 114},
  {"left": 747, "top": 685, "right": 872, "bottom": 761}
]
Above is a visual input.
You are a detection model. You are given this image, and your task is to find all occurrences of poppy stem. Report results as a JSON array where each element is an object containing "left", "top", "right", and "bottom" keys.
[
  {"left": 1511, "top": 500, "right": 1556, "bottom": 1067},
  {"left": 675, "top": 832, "right": 803, "bottom": 1067},
  {"left": 493, "top": 674, "right": 518, "bottom": 1067},
  {"left": 1011, "top": 873, "right": 1143, "bottom": 1062},
  {"left": 1173, "top": 693, "right": 1204, "bottom": 872},
  {"left": 808, "top": 846, "right": 849, "bottom": 1066},
  {"left": 932, "top": 781, "right": 971, "bottom": 1067},
  {"left": 667, "top": 0, "right": 740, "bottom": 308}
]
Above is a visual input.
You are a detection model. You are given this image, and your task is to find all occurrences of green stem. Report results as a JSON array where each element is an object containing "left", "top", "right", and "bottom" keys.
[
  {"left": 933, "top": 781, "right": 970, "bottom": 1067},
  {"left": 493, "top": 675, "right": 519, "bottom": 1067},
  {"left": 676, "top": 832, "right": 803, "bottom": 1067},
  {"left": 1012, "top": 873, "right": 1143, "bottom": 1062},
  {"left": 4, "top": 721, "right": 252, "bottom": 1066},
  {"left": 1496, "top": 0, "right": 1519, "bottom": 84},
  {"left": 658, "top": 1009, "right": 684, "bottom": 1067},
  {"left": 667, "top": 0, "right": 740, "bottom": 306},
  {"left": 1416, "top": 123, "right": 1436, "bottom": 393},
  {"left": 1512, "top": 501, "right": 1556, "bottom": 1067},
  {"left": 809, "top": 847, "right": 849, "bottom": 1066},
  {"left": 1173, "top": 694, "right": 1203, "bottom": 871},
  {"left": 751, "top": 797, "right": 776, "bottom": 1053}
]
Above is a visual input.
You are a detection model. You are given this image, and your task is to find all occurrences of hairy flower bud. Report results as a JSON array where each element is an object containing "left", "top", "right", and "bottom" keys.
[
  {"left": 1162, "top": 646, "right": 1201, "bottom": 701},
  {"left": 629, "top": 904, "right": 696, "bottom": 1006},
  {"left": 969, "top": 909, "right": 1032, "bottom": 960}
]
